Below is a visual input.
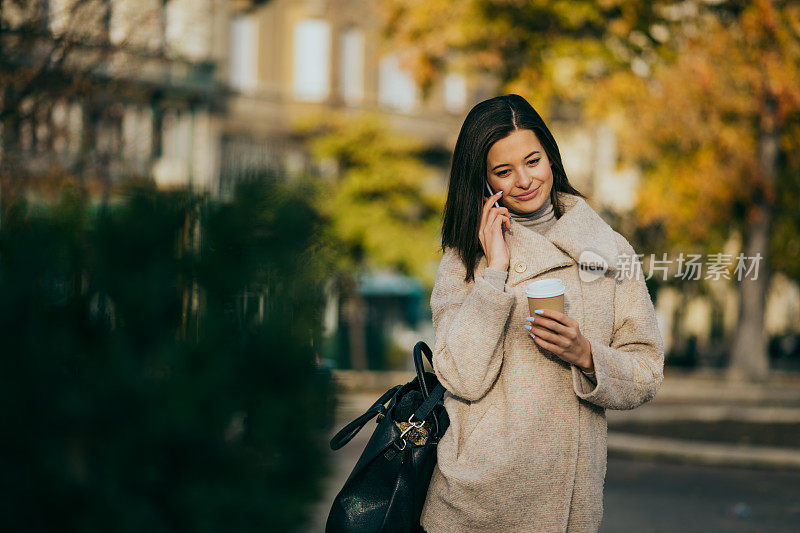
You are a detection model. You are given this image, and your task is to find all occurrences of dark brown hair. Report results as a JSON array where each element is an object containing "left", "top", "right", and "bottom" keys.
[{"left": 440, "top": 94, "right": 586, "bottom": 282}]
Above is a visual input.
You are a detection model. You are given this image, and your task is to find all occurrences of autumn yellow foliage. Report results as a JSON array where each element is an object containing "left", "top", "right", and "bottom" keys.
[{"left": 292, "top": 112, "right": 445, "bottom": 288}]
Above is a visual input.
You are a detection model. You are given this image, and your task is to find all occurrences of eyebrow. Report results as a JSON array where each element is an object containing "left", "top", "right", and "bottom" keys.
[{"left": 491, "top": 151, "right": 540, "bottom": 172}]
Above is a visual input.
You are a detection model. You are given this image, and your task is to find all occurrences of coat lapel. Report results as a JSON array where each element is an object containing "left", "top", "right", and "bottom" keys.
[{"left": 504, "top": 192, "right": 620, "bottom": 287}]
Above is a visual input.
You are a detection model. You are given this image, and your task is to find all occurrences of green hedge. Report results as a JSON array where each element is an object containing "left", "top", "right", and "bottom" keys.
[{"left": 0, "top": 176, "right": 336, "bottom": 532}]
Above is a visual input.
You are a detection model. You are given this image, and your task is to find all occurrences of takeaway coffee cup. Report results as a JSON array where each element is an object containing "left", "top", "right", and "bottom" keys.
[{"left": 525, "top": 279, "right": 566, "bottom": 332}]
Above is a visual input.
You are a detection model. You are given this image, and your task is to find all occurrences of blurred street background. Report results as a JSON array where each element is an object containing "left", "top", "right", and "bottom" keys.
[{"left": 1, "top": 0, "right": 799, "bottom": 531}]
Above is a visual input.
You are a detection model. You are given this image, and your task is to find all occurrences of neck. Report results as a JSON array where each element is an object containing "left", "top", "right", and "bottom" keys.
[{"left": 509, "top": 193, "right": 557, "bottom": 235}]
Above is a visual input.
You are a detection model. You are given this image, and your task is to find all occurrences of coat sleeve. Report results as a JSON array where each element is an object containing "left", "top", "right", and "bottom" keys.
[
  {"left": 429, "top": 248, "right": 516, "bottom": 402},
  {"left": 570, "top": 233, "right": 665, "bottom": 410}
]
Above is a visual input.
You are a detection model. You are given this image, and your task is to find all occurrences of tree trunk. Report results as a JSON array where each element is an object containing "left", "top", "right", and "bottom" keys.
[
  {"left": 341, "top": 279, "right": 368, "bottom": 370},
  {"left": 0, "top": 86, "right": 23, "bottom": 232},
  {"left": 727, "top": 97, "right": 778, "bottom": 382}
]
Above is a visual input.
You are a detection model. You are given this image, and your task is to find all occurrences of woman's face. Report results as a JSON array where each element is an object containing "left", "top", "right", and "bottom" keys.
[{"left": 486, "top": 129, "right": 553, "bottom": 215}]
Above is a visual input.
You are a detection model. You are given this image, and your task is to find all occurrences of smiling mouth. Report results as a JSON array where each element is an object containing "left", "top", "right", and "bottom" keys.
[{"left": 515, "top": 186, "right": 540, "bottom": 200}]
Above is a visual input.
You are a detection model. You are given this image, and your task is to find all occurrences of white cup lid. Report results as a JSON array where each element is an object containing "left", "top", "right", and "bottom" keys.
[{"left": 525, "top": 278, "right": 565, "bottom": 298}]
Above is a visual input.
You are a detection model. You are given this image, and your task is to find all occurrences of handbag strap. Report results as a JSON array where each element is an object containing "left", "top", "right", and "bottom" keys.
[
  {"left": 329, "top": 382, "right": 447, "bottom": 451},
  {"left": 329, "top": 384, "right": 403, "bottom": 450},
  {"left": 330, "top": 343, "right": 446, "bottom": 451},
  {"left": 413, "top": 341, "right": 433, "bottom": 398},
  {"left": 411, "top": 383, "right": 446, "bottom": 423}
]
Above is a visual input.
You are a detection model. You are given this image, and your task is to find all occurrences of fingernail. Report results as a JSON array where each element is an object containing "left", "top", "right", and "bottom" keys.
[
  {"left": 495, "top": 191, "right": 502, "bottom": 196},
  {"left": 524, "top": 324, "right": 532, "bottom": 330},
  {"left": 530, "top": 333, "right": 537, "bottom": 340},
  {"left": 525, "top": 316, "right": 535, "bottom": 322},
  {"left": 534, "top": 309, "right": 544, "bottom": 315}
]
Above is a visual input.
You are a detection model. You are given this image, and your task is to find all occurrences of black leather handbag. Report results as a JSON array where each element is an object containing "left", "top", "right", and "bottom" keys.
[{"left": 325, "top": 341, "right": 449, "bottom": 533}]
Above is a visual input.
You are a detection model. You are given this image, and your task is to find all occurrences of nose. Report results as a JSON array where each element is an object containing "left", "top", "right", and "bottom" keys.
[{"left": 515, "top": 170, "right": 533, "bottom": 191}]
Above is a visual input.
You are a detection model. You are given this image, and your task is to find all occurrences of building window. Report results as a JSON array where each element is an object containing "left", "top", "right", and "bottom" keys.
[
  {"left": 122, "top": 106, "right": 153, "bottom": 164},
  {"left": 339, "top": 27, "right": 364, "bottom": 105},
  {"left": 48, "top": 0, "right": 108, "bottom": 40},
  {"left": 293, "top": 18, "right": 331, "bottom": 102},
  {"left": 110, "top": 0, "right": 163, "bottom": 50},
  {"left": 162, "top": 110, "right": 192, "bottom": 163},
  {"left": 229, "top": 15, "right": 259, "bottom": 92},
  {"left": 165, "top": 0, "right": 213, "bottom": 61},
  {"left": 443, "top": 72, "right": 467, "bottom": 113},
  {"left": 378, "top": 53, "right": 418, "bottom": 112}
]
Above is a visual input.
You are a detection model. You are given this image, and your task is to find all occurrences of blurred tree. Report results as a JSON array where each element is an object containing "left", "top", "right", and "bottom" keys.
[
  {"left": 380, "top": 0, "right": 674, "bottom": 117},
  {"left": 294, "top": 112, "right": 444, "bottom": 369},
  {"left": 587, "top": 0, "right": 800, "bottom": 380},
  {"left": 383, "top": 0, "right": 800, "bottom": 379},
  {"left": 0, "top": 175, "right": 335, "bottom": 531}
]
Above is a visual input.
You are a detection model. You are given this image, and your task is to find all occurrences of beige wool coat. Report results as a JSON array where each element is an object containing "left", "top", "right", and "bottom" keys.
[{"left": 420, "top": 192, "right": 665, "bottom": 532}]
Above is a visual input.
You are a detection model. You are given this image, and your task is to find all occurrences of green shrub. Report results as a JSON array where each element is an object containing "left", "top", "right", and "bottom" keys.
[{"left": 0, "top": 175, "right": 335, "bottom": 532}]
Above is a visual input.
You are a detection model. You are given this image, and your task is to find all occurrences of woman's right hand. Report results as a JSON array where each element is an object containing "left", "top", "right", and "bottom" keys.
[{"left": 479, "top": 191, "right": 511, "bottom": 271}]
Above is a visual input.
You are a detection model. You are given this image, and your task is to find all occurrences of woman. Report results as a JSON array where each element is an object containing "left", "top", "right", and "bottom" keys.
[{"left": 419, "top": 94, "right": 665, "bottom": 532}]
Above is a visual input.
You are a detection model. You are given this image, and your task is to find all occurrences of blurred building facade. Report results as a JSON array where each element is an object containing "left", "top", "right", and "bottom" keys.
[
  {"left": 3, "top": 0, "right": 796, "bottom": 370},
  {"left": 218, "top": 0, "right": 487, "bottom": 194},
  {"left": 0, "top": 0, "right": 635, "bottom": 203},
  {"left": 219, "top": 0, "right": 642, "bottom": 203},
  {"left": 0, "top": 0, "right": 239, "bottom": 192}
]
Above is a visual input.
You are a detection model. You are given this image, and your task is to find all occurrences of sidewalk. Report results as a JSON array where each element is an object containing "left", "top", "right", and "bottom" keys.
[
  {"left": 607, "top": 432, "right": 800, "bottom": 470},
  {"left": 330, "top": 368, "right": 800, "bottom": 470},
  {"left": 331, "top": 367, "right": 800, "bottom": 402},
  {"left": 607, "top": 368, "right": 800, "bottom": 469},
  {"left": 308, "top": 370, "right": 800, "bottom": 531}
]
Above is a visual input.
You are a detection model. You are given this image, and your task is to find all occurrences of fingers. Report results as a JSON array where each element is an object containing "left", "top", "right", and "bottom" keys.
[
  {"left": 485, "top": 203, "right": 509, "bottom": 230},
  {"left": 494, "top": 206, "right": 511, "bottom": 230},
  {"left": 481, "top": 192, "right": 511, "bottom": 232},
  {"left": 529, "top": 332, "right": 564, "bottom": 354},
  {"left": 533, "top": 308, "right": 575, "bottom": 328},
  {"left": 487, "top": 209, "right": 510, "bottom": 231},
  {"left": 525, "top": 321, "right": 570, "bottom": 349},
  {"left": 489, "top": 215, "right": 502, "bottom": 237},
  {"left": 525, "top": 315, "right": 569, "bottom": 337},
  {"left": 481, "top": 190, "right": 502, "bottom": 229},
  {"left": 479, "top": 192, "right": 511, "bottom": 264},
  {"left": 529, "top": 325, "right": 570, "bottom": 348},
  {"left": 482, "top": 190, "right": 503, "bottom": 211},
  {"left": 486, "top": 215, "right": 510, "bottom": 240},
  {"left": 525, "top": 309, "right": 580, "bottom": 346}
]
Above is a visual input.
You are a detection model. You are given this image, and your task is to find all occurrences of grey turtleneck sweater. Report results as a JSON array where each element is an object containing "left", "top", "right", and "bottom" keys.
[
  {"left": 481, "top": 193, "right": 596, "bottom": 380},
  {"left": 509, "top": 191, "right": 557, "bottom": 234}
]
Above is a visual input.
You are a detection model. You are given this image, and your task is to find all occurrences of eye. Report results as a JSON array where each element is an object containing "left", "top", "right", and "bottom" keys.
[
  {"left": 495, "top": 169, "right": 511, "bottom": 177},
  {"left": 527, "top": 158, "right": 541, "bottom": 166}
]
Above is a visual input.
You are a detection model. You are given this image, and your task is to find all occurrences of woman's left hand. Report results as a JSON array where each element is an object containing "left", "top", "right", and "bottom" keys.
[{"left": 525, "top": 309, "right": 594, "bottom": 372}]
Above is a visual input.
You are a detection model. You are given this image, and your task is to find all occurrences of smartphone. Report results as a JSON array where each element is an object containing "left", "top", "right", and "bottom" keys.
[
  {"left": 485, "top": 181, "right": 501, "bottom": 208},
  {"left": 486, "top": 181, "right": 510, "bottom": 232}
]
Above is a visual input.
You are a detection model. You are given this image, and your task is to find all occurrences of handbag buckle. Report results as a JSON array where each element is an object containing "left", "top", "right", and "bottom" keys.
[
  {"left": 392, "top": 414, "right": 429, "bottom": 451},
  {"left": 407, "top": 414, "right": 425, "bottom": 429},
  {"left": 397, "top": 415, "right": 426, "bottom": 440},
  {"left": 398, "top": 423, "right": 414, "bottom": 440}
]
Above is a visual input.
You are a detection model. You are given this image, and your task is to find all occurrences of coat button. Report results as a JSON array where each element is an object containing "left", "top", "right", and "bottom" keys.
[{"left": 514, "top": 262, "right": 527, "bottom": 273}]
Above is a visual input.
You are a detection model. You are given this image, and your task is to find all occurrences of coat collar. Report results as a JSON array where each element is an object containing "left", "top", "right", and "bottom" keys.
[{"left": 503, "top": 192, "right": 620, "bottom": 286}]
